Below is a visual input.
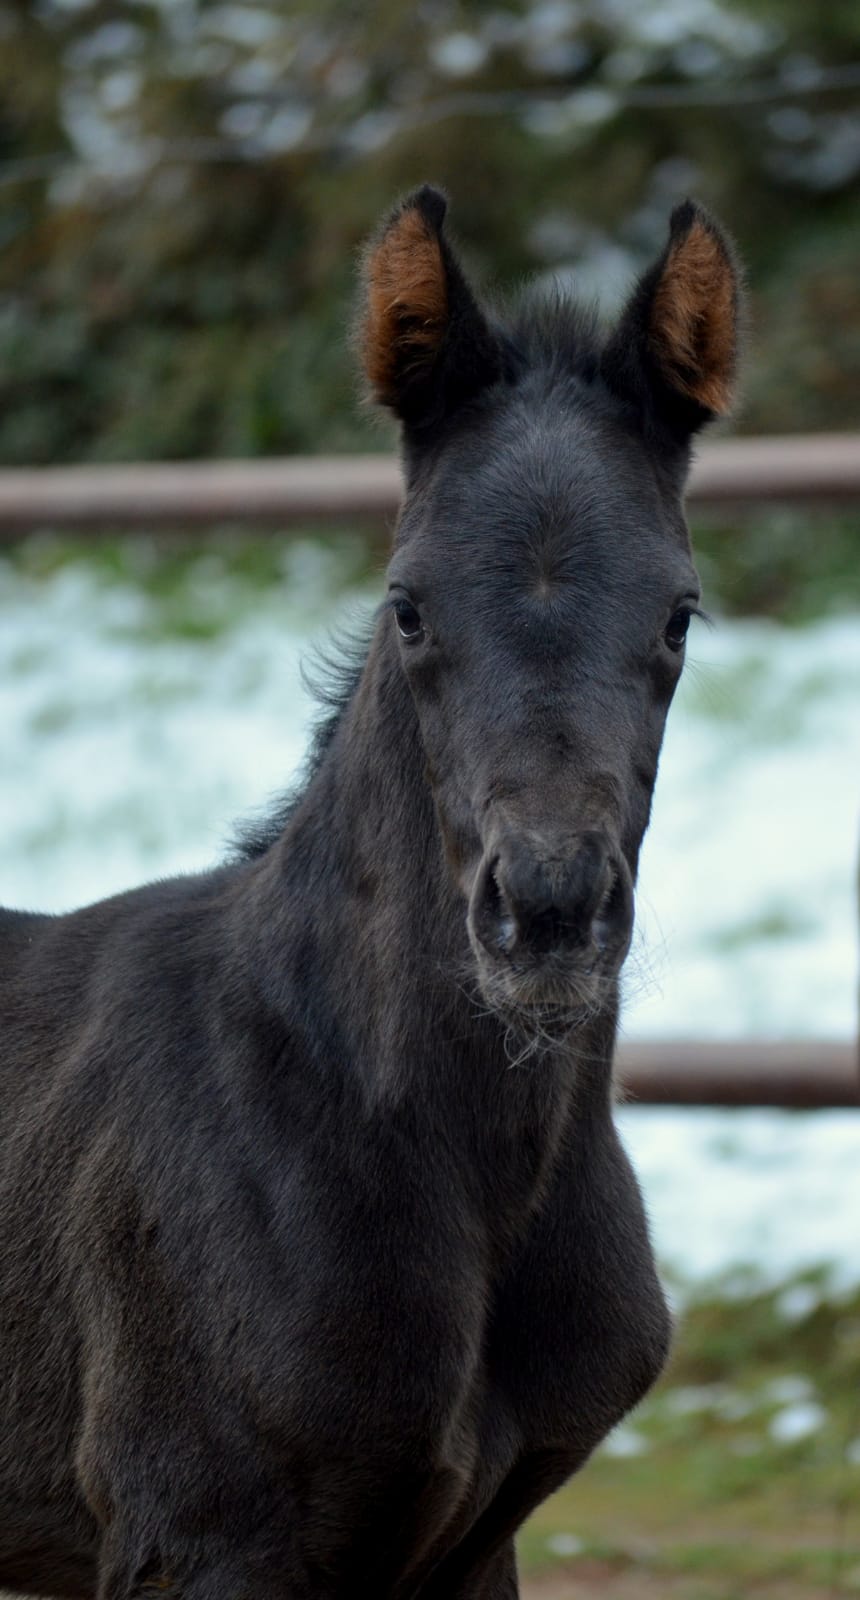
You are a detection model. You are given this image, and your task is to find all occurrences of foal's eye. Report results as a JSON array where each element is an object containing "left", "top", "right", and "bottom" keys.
[
  {"left": 664, "top": 608, "right": 692, "bottom": 653},
  {"left": 394, "top": 600, "right": 424, "bottom": 642}
]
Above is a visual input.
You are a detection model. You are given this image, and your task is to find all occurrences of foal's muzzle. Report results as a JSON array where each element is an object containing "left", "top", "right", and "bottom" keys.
[{"left": 467, "top": 830, "right": 633, "bottom": 1011}]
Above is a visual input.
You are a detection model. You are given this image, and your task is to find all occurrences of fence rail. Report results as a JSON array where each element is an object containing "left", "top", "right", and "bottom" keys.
[
  {"left": 0, "top": 433, "right": 859, "bottom": 534},
  {"left": 616, "top": 1039, "right": 857, "bottom": 1108}
]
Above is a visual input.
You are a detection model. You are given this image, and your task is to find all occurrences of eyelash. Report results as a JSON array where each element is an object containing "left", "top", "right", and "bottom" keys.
[{"left": 388, "top": 595, "right": 424, "bottom": 642}]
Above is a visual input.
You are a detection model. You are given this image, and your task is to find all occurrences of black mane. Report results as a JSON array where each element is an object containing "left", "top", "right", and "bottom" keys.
[
  {"left": 506, "top": 289, "right": 603, "bottom": 386},
  {"left": 231, "top": 614, "right": 376, "bottom": 860}
]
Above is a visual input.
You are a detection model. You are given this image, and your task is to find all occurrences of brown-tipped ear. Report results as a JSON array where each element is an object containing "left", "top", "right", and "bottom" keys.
[
  {"left": 603, "top": 200, "right": 742, "bottom": 440},
  {"left": 359, "top": 185, "right": 502, "bottom": 430}
]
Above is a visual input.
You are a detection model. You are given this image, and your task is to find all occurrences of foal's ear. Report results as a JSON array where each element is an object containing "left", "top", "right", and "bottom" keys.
[
  {"left": 359, "top": 185, "right": 502, "bottom": 430},
  {"left": 603, "top": 200, "right": 742, "bottom": 440}
]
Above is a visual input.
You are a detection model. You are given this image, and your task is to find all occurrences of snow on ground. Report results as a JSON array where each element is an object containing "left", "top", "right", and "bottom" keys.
[
  {"left": 1, "top": 539, "right": 858, "bottom": 1286},
  {"left": 627, "top": 611, "right": 860, "bottom": 1042}
]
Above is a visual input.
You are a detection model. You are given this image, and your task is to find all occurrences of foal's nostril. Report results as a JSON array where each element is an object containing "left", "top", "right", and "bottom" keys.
[
  {"left": 474, "top": 857, "right": 518, "bottom": 954},
  {"left": 588, "top": 863, "right": 635, "bottom": 966},
  {"left": 592, "top": 869, "right": 625, "bottom": 952},
  {"left": 487, "top": 866, "right": 517, "bottom": 953},
  {"left": 470, "top": 834, "right": 633, "bottom": 972}
]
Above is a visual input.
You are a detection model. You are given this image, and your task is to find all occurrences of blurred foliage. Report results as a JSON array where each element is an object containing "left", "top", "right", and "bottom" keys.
[
  {"left": 0, "top": 0, "right": 858, "bottom": 481},
  {"left": 692, "top": 506, "right": 860, "bottom": 618}
]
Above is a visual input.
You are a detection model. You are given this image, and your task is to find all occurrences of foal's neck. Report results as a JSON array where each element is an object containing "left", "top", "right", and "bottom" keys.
[{"left": 278, "top": 620, "right": 463, "bottom": 995}]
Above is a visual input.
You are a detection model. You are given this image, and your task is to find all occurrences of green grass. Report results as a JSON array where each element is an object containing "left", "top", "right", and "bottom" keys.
[{"left": 518, "top": 1271, "right": 860, "bottom": 1593}]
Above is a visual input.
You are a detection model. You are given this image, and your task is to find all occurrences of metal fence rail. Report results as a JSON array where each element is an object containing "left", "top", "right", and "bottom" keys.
[{"left": 0, "top": 433, "right": 859, "bottom": 534}]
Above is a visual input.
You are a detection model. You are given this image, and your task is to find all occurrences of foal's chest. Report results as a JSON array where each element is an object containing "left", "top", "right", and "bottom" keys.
[{"left": 251, "top": 1124, "right": 643, "bottom": 1468}]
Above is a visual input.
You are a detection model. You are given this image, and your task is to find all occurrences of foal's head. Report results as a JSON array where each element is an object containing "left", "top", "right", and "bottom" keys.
[{"left": 360, "top": 186, "right": 740, "bottom": 1021}]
